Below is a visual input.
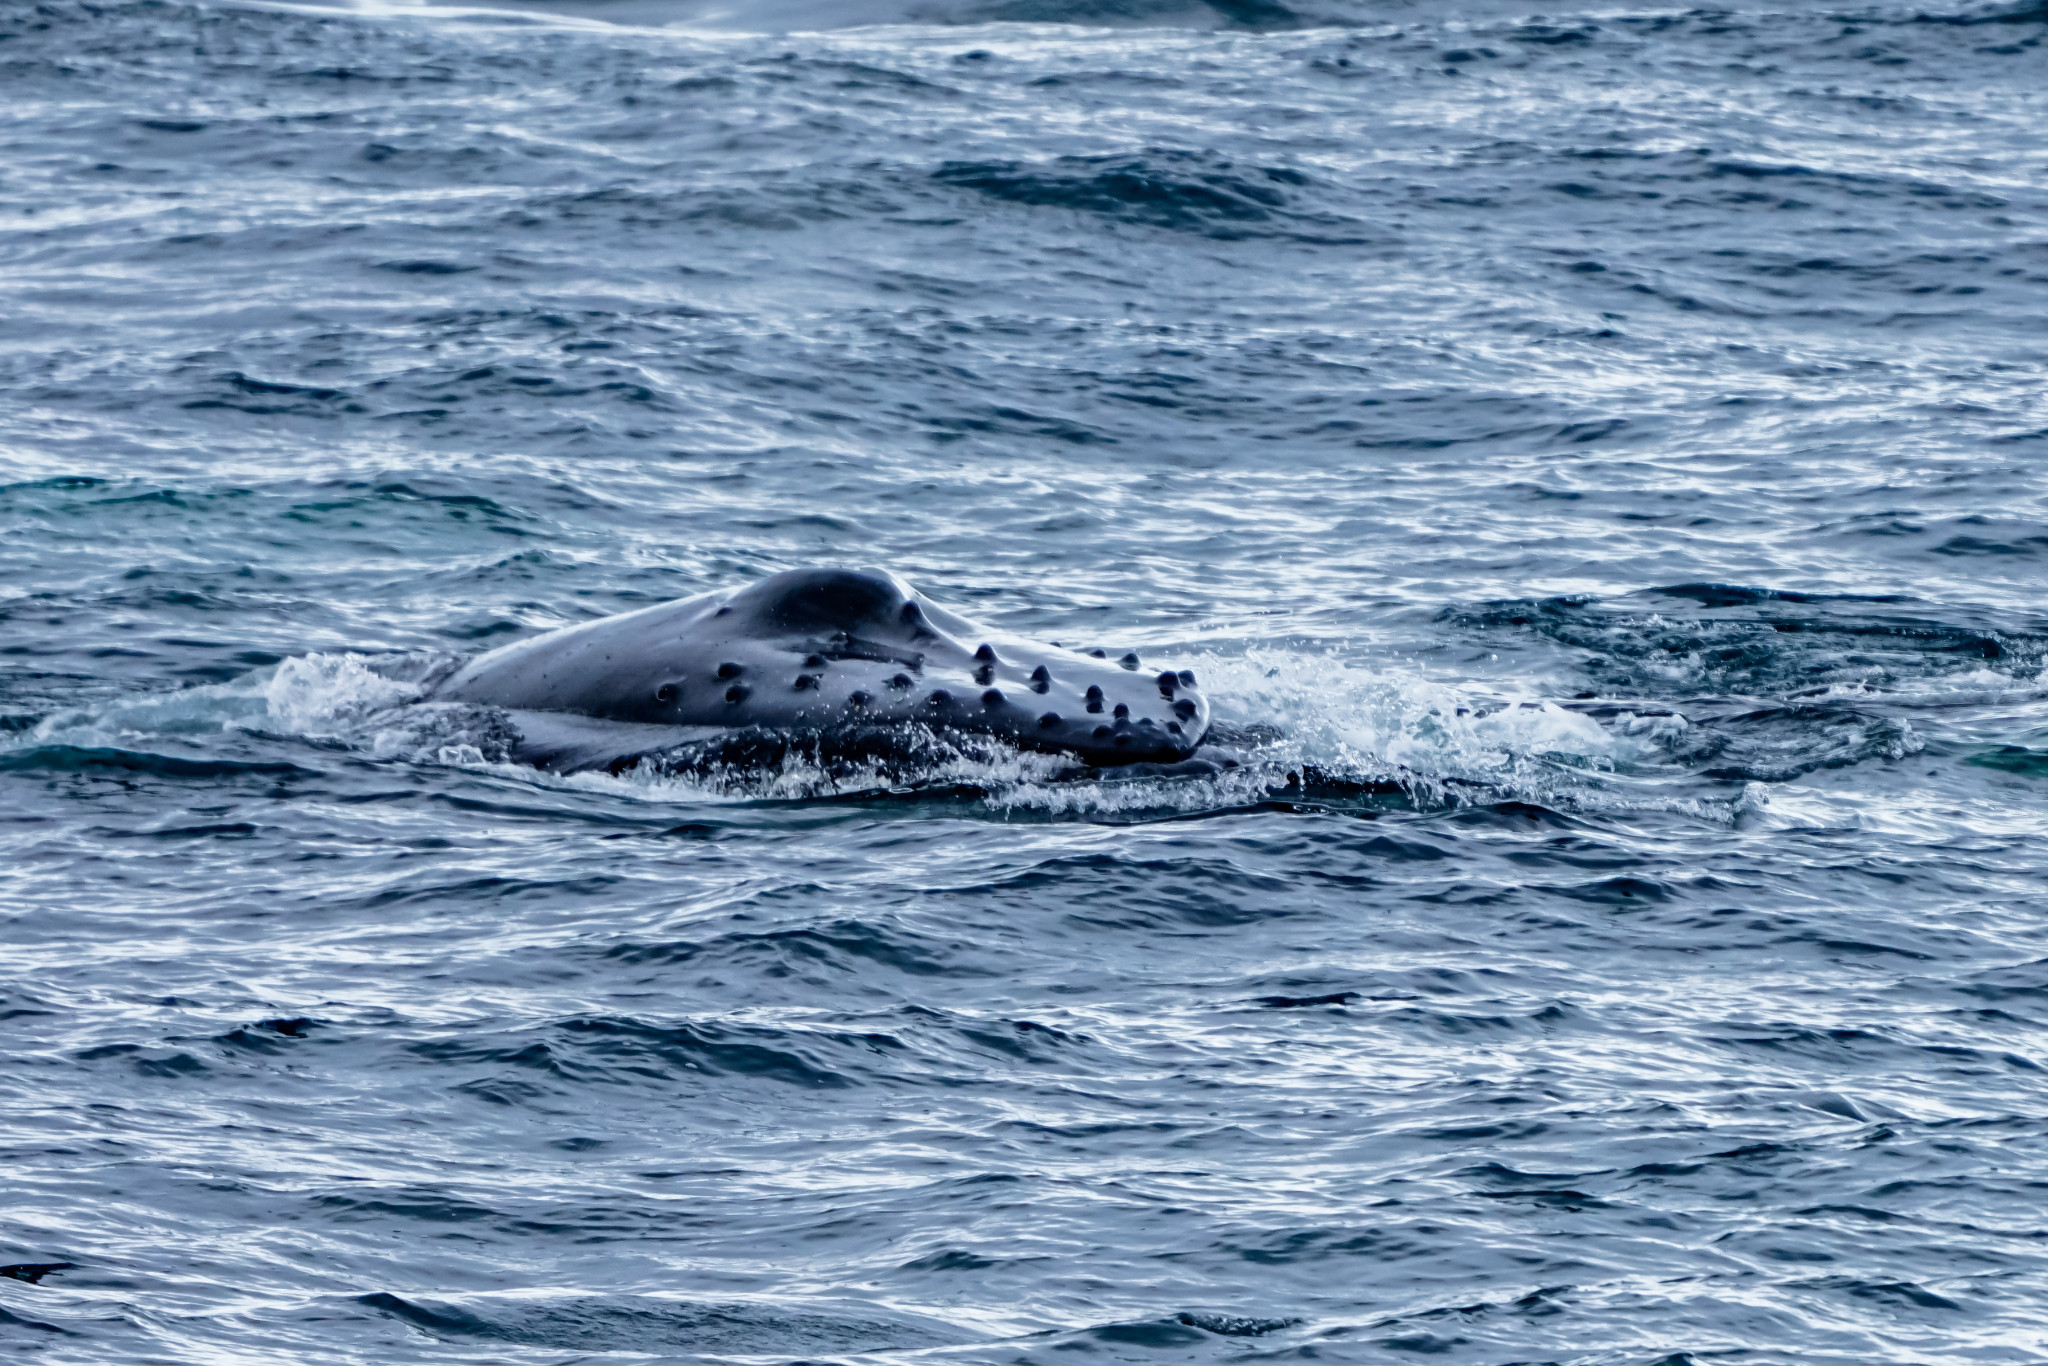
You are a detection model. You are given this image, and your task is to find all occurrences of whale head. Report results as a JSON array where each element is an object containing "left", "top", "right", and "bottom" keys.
[{"left": 431, "top": 567, "right": 1210, "bottom": 770}]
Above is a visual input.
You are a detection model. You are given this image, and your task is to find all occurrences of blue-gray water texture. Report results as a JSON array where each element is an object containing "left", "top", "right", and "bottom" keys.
[{"left": 3, "top": 0, "right": 2047, "bottom": 1361}]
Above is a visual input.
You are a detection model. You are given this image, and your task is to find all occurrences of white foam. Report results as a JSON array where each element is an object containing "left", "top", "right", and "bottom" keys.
[
  {"left": 21, "top": 652, "right": 421, "bottom": 755},
  {"left": 255, "top": 653, "right": 420, "bottom": 739},
  {"left": 4, "top": 646, "right": 1768, "bottom": 820}
]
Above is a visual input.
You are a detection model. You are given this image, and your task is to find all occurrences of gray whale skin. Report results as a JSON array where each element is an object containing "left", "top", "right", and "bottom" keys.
[{"left": 430, "top": 567, "right": 1211, "bottom": 774}]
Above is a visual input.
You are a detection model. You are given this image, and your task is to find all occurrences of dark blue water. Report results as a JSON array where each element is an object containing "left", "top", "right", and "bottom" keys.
[{"left": 4, "top": 0, "right": 2048, "bottom": 1360}]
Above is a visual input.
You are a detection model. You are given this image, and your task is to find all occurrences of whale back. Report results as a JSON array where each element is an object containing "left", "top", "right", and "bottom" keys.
[{"left": 429, "top": 568, "right": 1210, "bottom": 769}]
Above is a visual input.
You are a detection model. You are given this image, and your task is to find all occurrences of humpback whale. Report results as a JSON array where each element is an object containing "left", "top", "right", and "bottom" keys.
[{"left": 429, "top": 567, "right": 1211, "bottom": 774}]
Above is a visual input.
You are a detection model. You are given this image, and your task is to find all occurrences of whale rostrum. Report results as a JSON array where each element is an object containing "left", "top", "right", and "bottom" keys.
[{"left": 428, "top": 567, "right": 1210, "bottom": 773}]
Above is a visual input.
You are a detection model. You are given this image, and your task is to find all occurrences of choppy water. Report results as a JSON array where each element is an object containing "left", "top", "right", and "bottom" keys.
[{"left": 4, "top": 0, "right": 2048, "bottom": 1360}]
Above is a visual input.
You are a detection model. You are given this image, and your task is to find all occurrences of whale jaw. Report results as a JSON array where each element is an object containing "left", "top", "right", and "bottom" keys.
[{"left": 429, "top": 568, "right": 1209, "bottom": 772}]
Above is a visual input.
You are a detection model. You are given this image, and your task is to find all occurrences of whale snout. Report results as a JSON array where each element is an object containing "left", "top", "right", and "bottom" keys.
[
  {"left": 989, "top": 659, "right": 1207, "bottom": 765},
  {"left": 1036, "top": 709, "right": 1201, "bottom": 764}
]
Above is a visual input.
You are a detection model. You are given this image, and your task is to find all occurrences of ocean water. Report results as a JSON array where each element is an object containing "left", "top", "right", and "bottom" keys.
[{"left": 3, "top": 0, "right": 2048, "bottom": 1360}]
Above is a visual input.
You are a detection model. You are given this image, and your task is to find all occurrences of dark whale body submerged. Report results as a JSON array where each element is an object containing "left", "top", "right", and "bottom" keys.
[{"left": 430, "top": 568, "right": 1213, "bottom": 775}]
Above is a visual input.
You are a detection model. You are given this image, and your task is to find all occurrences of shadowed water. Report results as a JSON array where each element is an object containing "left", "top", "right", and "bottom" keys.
[{"left": 2, "top": 0, "right": 2046, "bottom": 1361}]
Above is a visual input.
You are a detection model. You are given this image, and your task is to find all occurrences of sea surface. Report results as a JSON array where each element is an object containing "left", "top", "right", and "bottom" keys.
[{"left": 3, "top": 0, "right": 2047, "bottom": 1360}]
